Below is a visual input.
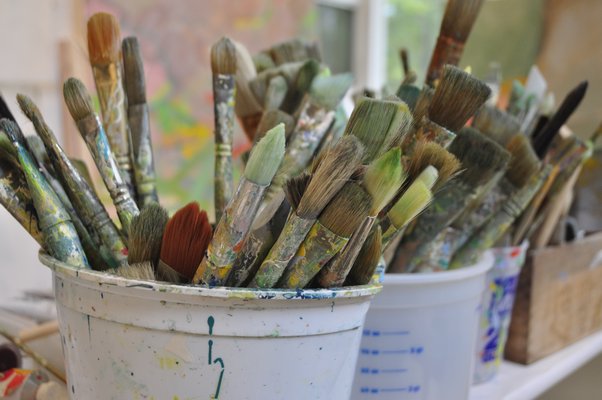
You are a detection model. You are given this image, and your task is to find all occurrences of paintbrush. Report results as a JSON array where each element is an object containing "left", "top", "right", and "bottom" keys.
[
  {"left": 87, "top": 13, "right": 135, "bottom": 198},
  {"left": 17, "top": 94, "right": 127, "bottom": 268},
  {"left": 382, "top": 169, "right": 436, "bottom": 248},
  {"left": 210, "top": 37, "right": 237, "bottom": 223},
  {"left": 472, "top": 105, "right": 521, "bottom": 146},
  {"left": 250, "top": 136, "right": 364, "bottom": 288},
  {"left": 157, "top": 202, "right": 212, "bottom": 283},
  {"left": 263, "top": 75, "right": 288, "bottom": 111},
  {"left": 425, "top": 0, "right": 484, "bottom": 86},
  {"left": 389, "top": 127, "right": 510, "bottom": 273},
  {"left": 114, "top": 203, "right": 168, "bottom": 280},
  {"left": 122, "top": 36, "right": 159, "bottom": 208},
  {"left": 411, "top": 87, "right": 434, "bottom": 131},
  {"left": 531, "top": 81, "right": 588, "bottom": 158},
  {"left": 254, "top": 73, "right": 353, "bottom": 227},
  {"left": 277, "top": 181, "right": 371, "bottom": 288},
  {"left": 345, "top": 97, "right": 413, "bottom": 162},
  {"left": 63, "top": 77, "right": 140, "bottom": 234},
  {"left": 253, "top": 51, "right": 276, "bottom": 72},
  {"left": 194, "top": 124, "right": 286, "bottom": 286},
  {"left": 254, "top": 109, "right": 295, "bottom": 143},
  {"left": 233, "top": 40, "right": 263, "bottom": 141},
  {"left": 450, "top": 165, "right": 551, "bottom": 269},
  {"left": 316, "top": 147, "right": 405, "bottom": 287},
  {"left": 0, "top": 119, "right": 89, "bottom": 268},
  {"left": 400, "top": 48, "right": 417, "bottom": 85},
  {"left": 269, "top": 38, "right": 310, "bottom": 65},
  {"left": 227, "top": 173, "right": 308, "bottom": 287},
  {"left": 280, "top": 59, "right": 321, "bottom": 115},
  {"left": 406, "top": 141, "right": 461, "bottom": 192},
  {"left": 345, "top": 223, "right": 382, "bottom": 286},
  {"left": 248, "top": 62, "right": 305, "bottom": 110}
]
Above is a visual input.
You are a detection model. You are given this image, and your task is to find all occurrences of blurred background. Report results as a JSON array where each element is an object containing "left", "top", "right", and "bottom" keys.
[{"left": 0, "top": 1, "right": 600, "bottom": 397}]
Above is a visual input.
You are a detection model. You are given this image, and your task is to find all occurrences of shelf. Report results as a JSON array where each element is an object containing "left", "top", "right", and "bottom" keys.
[{"left": 470, "top": 330, "right": 602, "bottom": 400}]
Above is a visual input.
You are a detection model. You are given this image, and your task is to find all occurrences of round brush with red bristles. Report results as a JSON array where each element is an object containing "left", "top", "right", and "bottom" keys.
[{"left": 157, "top": 202, "right": 213, "bottom": 283}]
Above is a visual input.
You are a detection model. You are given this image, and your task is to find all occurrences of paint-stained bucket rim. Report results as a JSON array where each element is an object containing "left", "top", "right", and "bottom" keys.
[
  {"left": 40, "top": 252, "right": 382, "bottom": 300},
  {"left": 382, "top": 251, "right": 494, "bottom": 285}
]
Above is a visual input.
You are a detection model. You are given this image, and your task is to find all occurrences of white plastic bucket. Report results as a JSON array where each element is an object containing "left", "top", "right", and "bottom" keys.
[
  {"left": 351, "top": 252, "right": 494, "bottom": 400},
  {"left": 40, "top": 253, "right": 381, "bottom": 400},
  {"left": 473, "top": 242, "right": 529, "bottom": 384}
]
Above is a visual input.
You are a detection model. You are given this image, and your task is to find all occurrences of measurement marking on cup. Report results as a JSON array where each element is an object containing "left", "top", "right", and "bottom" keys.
[
  {"left": 363, "top": 329, "right": 410, "bottom": 337},
  {"left": 360, "top": 385, "right": 421, "bottom": 394},
  {"left": 360, "top": 346, "right": 424, "bottom": 356},
  {"left": 360, "top": 367, "right": 407, "bottom": 374}
]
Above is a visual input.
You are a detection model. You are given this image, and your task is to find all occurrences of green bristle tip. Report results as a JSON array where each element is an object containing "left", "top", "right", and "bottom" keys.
[{"left": 244, "top": 123, "right": 286, "bottom": 185}]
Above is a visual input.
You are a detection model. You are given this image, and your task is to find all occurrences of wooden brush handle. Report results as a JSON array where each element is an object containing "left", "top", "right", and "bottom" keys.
[{"left": 17, "top": 320, "right": 59, "bottom": 344}]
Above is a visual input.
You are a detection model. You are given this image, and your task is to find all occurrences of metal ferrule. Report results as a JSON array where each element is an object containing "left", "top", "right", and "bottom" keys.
[
  {"left": 129, "top": 103, "right": 158, "bottom": 207},
  {"left": 278, "top": 220, "right": 349, "bottom": 289},
  {"left": 250, "top": 212, "right": 315, "bottom": 288},
  {"left": 316, "top": 216, "right": 376, "bottom": 287},
  {"left": 195, "top": 177, "right": 266, "bottom": 286}
]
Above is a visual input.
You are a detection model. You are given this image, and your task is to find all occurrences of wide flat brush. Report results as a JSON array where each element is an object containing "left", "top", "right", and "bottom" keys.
[
  {"left": 158, "top": 202, "right": 212, "bottom": 283},
  {"left": 0, "top": 119, "right": 88, "bottom": 268},
  {"left": 87, "top": 13, "right": 135, "bottom": 198},
  {"left": 472, "top": 105, "right": 521, "bottom": 146},
  {"left": 425, "top": 0, "right": 484, "bottom": 86},
  {"left": 194, "top": 124, "right": 285, "bottom": 286},
  {"left": 122, "top": 36, "right": 159, "bottom": 208},
  {"left": 17, "top": 94, "right": 127, "bottom": 267},
  {"left": 277, "top": 182, "right": 371, "bottom": 288},
  {"left": 210, "top": 37, "right": 237, "bottom": 222},
  {"left": 251, "top": 136, "right": 364, "bottom": 288},
  {"left": 63, "top": 78, "right": 140, "bottom": 234},
  {"left": 316, "top": 148, "right": 404, "bottom": 287}
]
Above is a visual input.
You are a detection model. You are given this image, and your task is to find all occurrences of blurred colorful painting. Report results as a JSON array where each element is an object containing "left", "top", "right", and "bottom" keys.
[{"left": 87, "top": 0, "right": 316, "bottom": 217}]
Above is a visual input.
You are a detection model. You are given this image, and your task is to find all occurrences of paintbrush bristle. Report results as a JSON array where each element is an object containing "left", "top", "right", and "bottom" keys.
[
  {"left": 255, "top": 110, "right": 295, "bottom": 143},
  {"left": 388, "top": 180, "right": 432, "bottom": 229},
  {"left": 440, "top": 0, "right": 484, "bottom": 41},
  {"left": 532, "top": 80, "right": 588, "bottom": 158},
  {"left": 407, "top": 140, "right": 460, "bottom": 190},
  {"left": 411, "top": 86, "right": 435, "bottom": 129},
  {"left": 0, "top": 118, "right": 26, "bottom": 145},
  {"left": 233, "top": 40, "right": 262, "bottom": 117},
  {"left": 87, "top": 12, "right": 121, "bottom": 65},
  {"left": 347, "top": 224, "right": 382, "bottom": 286},
  {"left": 15, "top": 94, "right": 41, "bottom": 123},
  {"left": 210, "top": 37, "right": 237, "bottom": 75},
  {"left": 297, "top": 135, "right": 364, "bottom": 219},
  {"left": 363, "top": 147, "right": 406, "bottom": 214},
  {"left": 159, "top": 202, "right": 212, "bottom": 281},
  {"left": 128, "top": 203, "right": 169, "bottom": 266},
  {"left": 63, "top": 78, "right": 95, "bottom": 121},
  {"left": 448, "top": 127, "right": 511, "bottom": 187},
  {"left": 506, "top": 134, "right": 541, "bottom": 188},
  {"left": 270, "top": 38, "right": 309, "bottom": 65},
  {"left": 244, "top": 123, "right": 285, "bottom": 185},
  {"left": 385, "top": 101, "right": 414, "bottom": 148},
  {"left": 320, "top": 182, "right": 371, "bottom": 237},
  {"left": 472, "top": 105, "right": 520, "bottom": 145},
  {"left": 114, "top": 261, "right": 155, "bottom": 281},
  {"left": 309, "top": 73, "right": 353, "bottom": 111},
  {"left": 345, "top": 98, "right": 408, "bottom": 162},
  {"left": 122, "top": 36, "right": 147, "bottom": 104},
  {"left": 0, "top": 95, "right": 17, "bottom": 122},
  {"left": 429, "top": 65, "right": 491, "bottom": 132},
  {"left": 285, "top": 173, "right": 311, "bottom": 211}
]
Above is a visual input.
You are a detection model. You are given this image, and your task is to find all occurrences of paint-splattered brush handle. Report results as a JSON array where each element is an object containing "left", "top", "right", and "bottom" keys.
[
  {"left": 194, "top": 178, "right": 266, "bottom": 286},
  {"left": 450, "top": 167, "right": 549, "bottom": 269},
  {"left": 213, "top": 74, "right": 236, "bottom": 223},
  {"left": 128, "top": 103, "right": 158, "bottom": 208},
  {"left": 403, "top": 118, "right": 455, "bottom": 155},
  {"left": 12, "top": 140, "right": 88, "bottom": 268},
  {"left": 315, "top": 216, "right": 375, "bottom": 287},
  {"left": 426, "top": 35, "right": 465, "bottom": 86},
  {"left": 0, "top": 157, "right": 44, "bottom": 246},
  {"left": 226, "top": 223, "right": 273, "bottom": 287},
  {"left": 278, "top": 221, "right": 349, "bottom": 289},
  {"left": 77, "top": 114, "right": 139, "bottom": 234},
  {"left": 250, "top": 212, "right": 315, "bottom": 288},
  {"left": 92, "top": 64, "right": 136, "bottom": 199}
]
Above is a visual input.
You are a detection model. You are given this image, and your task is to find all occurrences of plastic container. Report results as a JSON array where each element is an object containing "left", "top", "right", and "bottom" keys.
[
  {"left": 351, "top": 252, "right": 494, "bottom": 400},
  {"left": 40, "top": 253, "right": 381, "bottom": 400},
  {"left": 473, "top": 242, "right": 529, "bottom": 383}
]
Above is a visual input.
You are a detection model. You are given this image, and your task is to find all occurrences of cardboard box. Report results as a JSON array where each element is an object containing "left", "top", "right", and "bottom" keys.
[{"left": 505, "top": 233, "right": 602, "bottom": 364}]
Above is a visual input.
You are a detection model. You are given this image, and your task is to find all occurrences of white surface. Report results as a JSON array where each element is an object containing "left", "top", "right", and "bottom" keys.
[
  {"left": 352, "top": 253, "right": 494, "bottom": 400},
  {"left": 470, "top": 330, "right": 602, "bottom": 400}
]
